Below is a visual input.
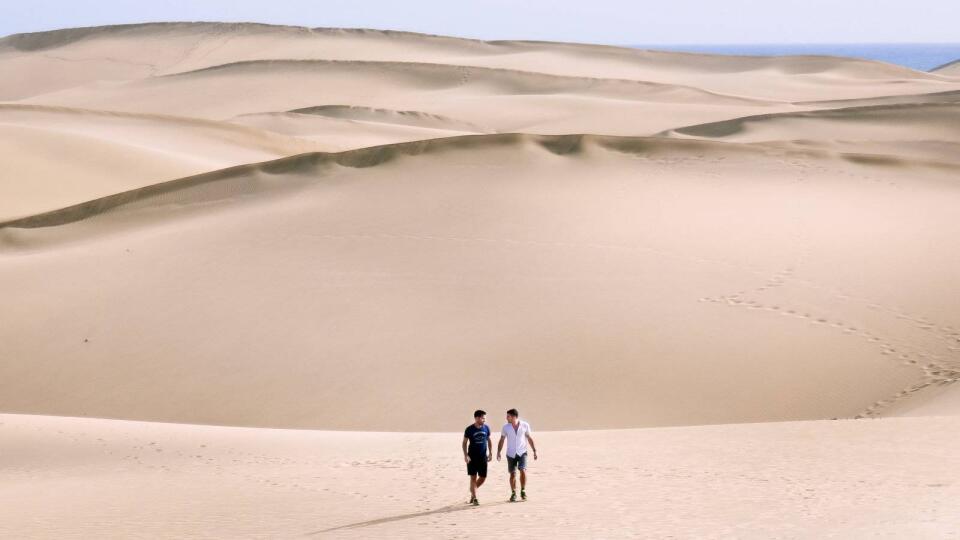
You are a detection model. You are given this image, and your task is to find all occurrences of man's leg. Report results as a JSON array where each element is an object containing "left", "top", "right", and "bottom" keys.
[
  {"left": 507, "top": 456, "right": 519, "bottom": 501},
  {"left": 474, "top": 460, "right": 487, "bottom": 495},
  {"left": 469, "top": 474, "right": 477, "bottom": 500},
  {"left": 519, "top": 453, "right": 528, "bottom": 499}
]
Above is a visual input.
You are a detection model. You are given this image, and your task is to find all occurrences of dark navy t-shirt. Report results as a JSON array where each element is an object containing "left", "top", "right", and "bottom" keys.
[{"left": 464, "top": 424, "right": 490, "bottom": 456}]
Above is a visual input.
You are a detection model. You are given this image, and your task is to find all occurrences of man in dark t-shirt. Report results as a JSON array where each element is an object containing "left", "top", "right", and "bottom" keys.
[{"left": 462, "top": 409, "right": 492, "bottom": 506}]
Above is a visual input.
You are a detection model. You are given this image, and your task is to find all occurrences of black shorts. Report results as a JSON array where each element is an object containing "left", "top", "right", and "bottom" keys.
[{"left": 466, "top": 455, "right": 488, "bottom": 477}]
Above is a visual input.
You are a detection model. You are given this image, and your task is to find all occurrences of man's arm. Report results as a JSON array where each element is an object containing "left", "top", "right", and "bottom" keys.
[
  {"left": 526, "top": 433, "right": 538, "bottom": 460},
  {"left": 462, "top": 437, "right": 471, "bottom": 463},
  {"left": 496, "top": 435, "right": 505, "bottom": 461},
  {"left": 487, "top": 437, "right": 493, "bottom": 462}
]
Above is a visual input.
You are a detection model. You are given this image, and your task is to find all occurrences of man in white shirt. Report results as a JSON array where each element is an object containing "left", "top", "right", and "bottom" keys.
[{"left": 496, "top": 408, "right": 538, "bottom": 502}]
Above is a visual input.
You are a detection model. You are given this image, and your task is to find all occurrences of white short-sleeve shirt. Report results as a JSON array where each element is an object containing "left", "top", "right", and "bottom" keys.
[{"left": 501, "top": 420, "right": 532, "bottom": 458}]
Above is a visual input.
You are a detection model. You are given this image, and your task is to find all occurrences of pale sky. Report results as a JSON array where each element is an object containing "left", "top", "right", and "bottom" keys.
[{"left": 2, "top": 0, "right": 958, "bottom": 44}]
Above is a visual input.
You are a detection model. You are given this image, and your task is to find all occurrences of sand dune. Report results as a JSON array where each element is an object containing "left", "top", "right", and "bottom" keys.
[
  {"left": 230, "top": 111, "right": 481, "bottom": 152},
  {"left": 16, "top": 58, "right": 786, "bottom": 137},
  {"left": 667, "top": 102, "right": 960, "bottom": 140},
  {"left": 932, "top": 59, "right": 960, "bottom": 75},
  {"left": 0, "top": 102, "right": 494, "bottom": 220},
  {"left": 801, "top": 88, "right": 960, "bottom": 108},
  {"left": 660, "top": 102, "right": 960, "bottom": 164},
  {"left": 6, "top": 22, "right": 958, "bottom": 151},
  {"left": 4, "top": 23, "right": 958, "bottom": 103},
  {"left": 288, "top": 104, "right": 487, "bottom": 131},
  {"left": 3, "top": 134, "right": 958, "bottom": 430},
  {"left": 164, "top": 58, "right": 764, "bottom": 104},
  {"left": 1, "top": 21, "right": 957, "bottom": 435},
  {"left": 3, "top": 21, "right": 960, "bottom": 537},
  {"left": 666, "top": 103, "right": 960, "bottom": 141},
  {"left": 0, "top": 104, "right": 324, "bottom": 220}
]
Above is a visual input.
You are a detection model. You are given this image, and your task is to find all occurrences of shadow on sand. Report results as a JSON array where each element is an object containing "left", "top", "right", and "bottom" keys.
[{"left": 307, "top": 500, "right": 511, "bottom": 535}]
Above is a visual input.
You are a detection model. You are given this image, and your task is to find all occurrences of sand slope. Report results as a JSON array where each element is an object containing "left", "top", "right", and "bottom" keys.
[
  {"left": 3, "top": 135, "right": 958, "bottom": 430},
  {"left": 2, "top": 413, "right": 958, "bottom": 539}
]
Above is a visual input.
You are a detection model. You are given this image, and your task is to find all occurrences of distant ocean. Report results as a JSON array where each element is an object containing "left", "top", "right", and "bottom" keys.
[{"left": 630, "top": 43, "right": 960, "bottom": 72}]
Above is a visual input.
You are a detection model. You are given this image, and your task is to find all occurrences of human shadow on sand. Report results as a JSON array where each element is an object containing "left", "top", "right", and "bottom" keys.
[{"left": 308, "top": 500, "right": 511, "bottom": 535}]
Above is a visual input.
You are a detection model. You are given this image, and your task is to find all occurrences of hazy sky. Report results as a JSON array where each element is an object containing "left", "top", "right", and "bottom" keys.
[{"left": 2, "top": 0, "right": 958, "bottom": 44}]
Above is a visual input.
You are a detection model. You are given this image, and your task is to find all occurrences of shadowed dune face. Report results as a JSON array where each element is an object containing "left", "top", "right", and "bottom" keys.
[{"left": 2, "top": 136, "right": 959, "bottom": 430}]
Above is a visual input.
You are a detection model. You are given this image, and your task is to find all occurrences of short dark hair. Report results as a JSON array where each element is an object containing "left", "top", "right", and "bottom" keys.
[
  {"left": 507, "top": 408, "right": 519, "bottom": 417},
  {"left": 474, "top": 409, "right": 486, "bottom": 418}
]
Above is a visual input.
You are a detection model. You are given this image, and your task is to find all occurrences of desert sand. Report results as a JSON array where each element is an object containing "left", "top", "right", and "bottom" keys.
[
  {"left": 3, "top": 413, "right": 960, "bottom": 538},
  {"left": 2, "top": 22, "right": 960, "bottom": 538}
]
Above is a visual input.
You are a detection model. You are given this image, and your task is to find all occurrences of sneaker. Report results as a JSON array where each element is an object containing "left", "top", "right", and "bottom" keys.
[
  {"left": 521, "top": 490, "right": 527, "bottom": 501},
  {"left": 470, "top": 497, "right": 479, "bottom": 506},
  {"left": 509, "top": 492, "right": 517, "bottom": 502}
]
